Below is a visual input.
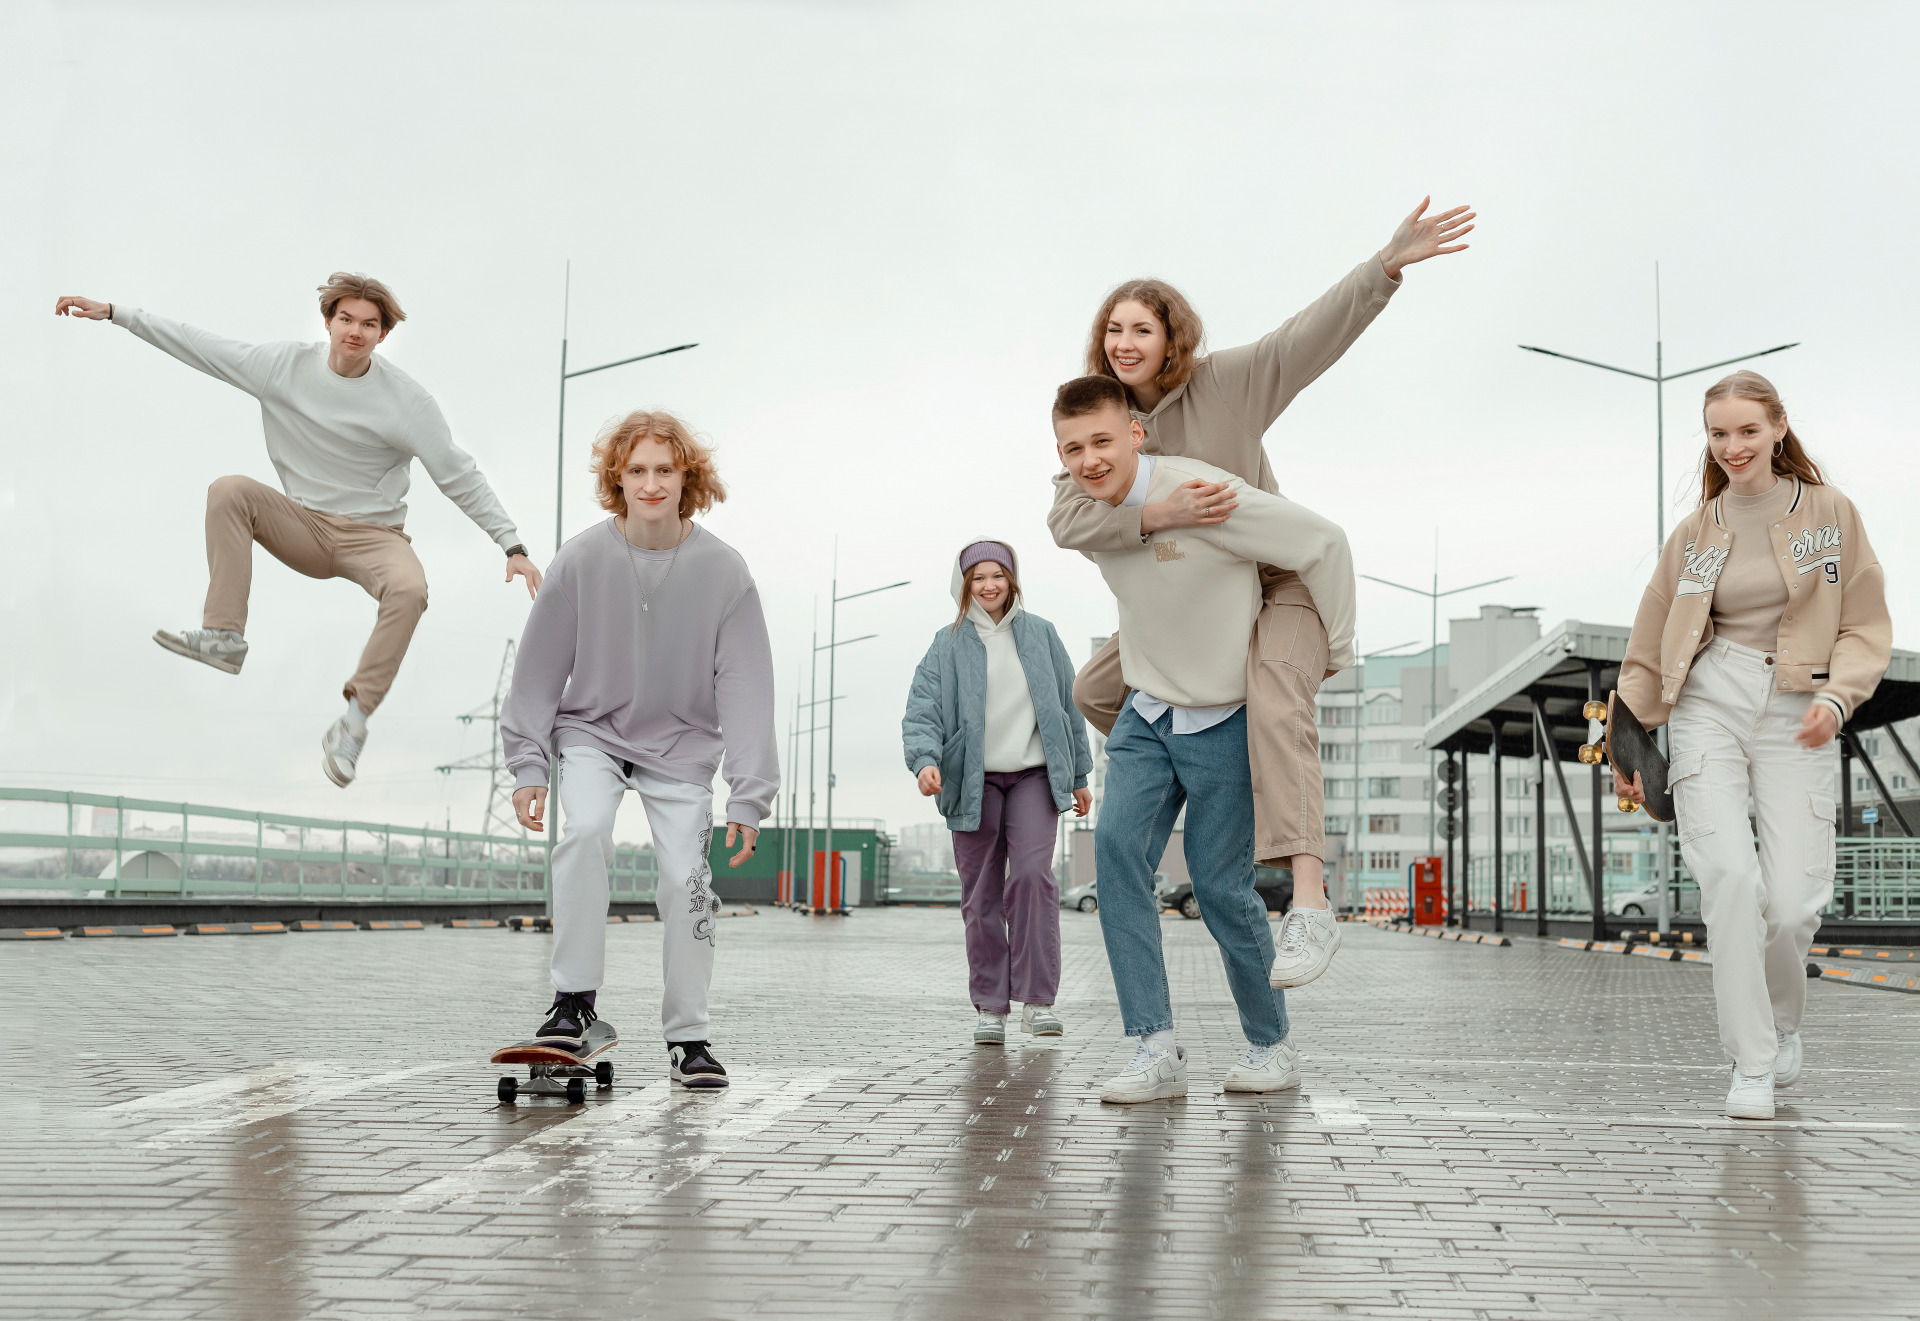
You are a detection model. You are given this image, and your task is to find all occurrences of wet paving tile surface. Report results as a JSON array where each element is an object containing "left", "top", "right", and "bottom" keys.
[{"left": 4, "top": 909, "right": 1918, "bottom": 1319}]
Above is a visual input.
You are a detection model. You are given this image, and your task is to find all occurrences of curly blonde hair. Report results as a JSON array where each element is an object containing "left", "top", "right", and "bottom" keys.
[
  {"left": 1085, "top": 278, "right": 1206, "bottom": 402},
  {"left": 591, "top": 410, "right": 726, "bottom": 520}
]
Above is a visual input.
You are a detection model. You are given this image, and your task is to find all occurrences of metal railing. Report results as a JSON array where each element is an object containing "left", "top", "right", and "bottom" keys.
[
  {"left": 1460, "top": 835, "right": 1920, "bottom": 922},
  {"left": 0, "top": 787, "right": 658, "bottom": 904}
]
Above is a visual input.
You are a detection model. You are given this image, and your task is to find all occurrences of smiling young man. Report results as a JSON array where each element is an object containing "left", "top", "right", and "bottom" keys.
[
  {"left": 1051, "top": 374, "right": 1356, "bottom": 1103},
  {"left": 53, "top": 276, "right": 540, "bottom": 787},
  {"left": 502, "top": 409, "right": 776, "bottom": 1090}
]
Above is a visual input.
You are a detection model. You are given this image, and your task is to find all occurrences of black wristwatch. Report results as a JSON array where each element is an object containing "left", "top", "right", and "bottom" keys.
[{"left": 505, "top": 543, "right": 528, "bottom": 560}]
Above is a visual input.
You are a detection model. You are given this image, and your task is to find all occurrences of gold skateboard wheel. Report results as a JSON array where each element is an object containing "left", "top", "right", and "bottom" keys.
[
  {"left": 1617, "top": 797, "right": 1640, "bottom": 814},
  {"left": 1578, "top": 744, "right": 1604, "bottom": 765},
  {"left": 1583, "top": 701, "right": 1607, "bottom": 720}
]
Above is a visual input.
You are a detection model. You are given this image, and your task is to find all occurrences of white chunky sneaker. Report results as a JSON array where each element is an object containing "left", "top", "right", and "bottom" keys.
[
  {"left": 1269, "top": 907, "right": 1342, "bottom": 988},
  {"left": 1725, "top": 1067, "right": 1775, "bottom": 1120},
  {"left": 1223, "top": 1037, "right": 1303, "bottom": 1093},
  {"left": 973, "top": 1011, "right": 1007, "bottom": 1045},
  {"left": 1099, "top": 1041, "right": 1187, "bottom": 1104},
  {"left": 320, "top": 716, "right": 366, "bottom": 788},
  {"left": 153, "top": 627, "right": 248, "bottom": 675},
  {"left": 1022, "top": 1004, "right": 1063, "bottom": 1036},
  {"left": 1774, "top": 1030, "right": 1802, "bottom": 1087}
]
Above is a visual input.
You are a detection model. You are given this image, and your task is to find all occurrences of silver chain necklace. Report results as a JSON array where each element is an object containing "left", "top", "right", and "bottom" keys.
[{"left": 613, "top": 518, "right": 690, "bottom": 611}]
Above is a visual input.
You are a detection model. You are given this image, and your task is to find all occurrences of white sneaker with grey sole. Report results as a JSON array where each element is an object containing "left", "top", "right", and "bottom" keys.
[
  {"left": 973, "top": 1012, "right": 1006, "bottom": 1045},
  {"left": 1223, "top": 1037, "right": 1302, "bottom": 1092},
  {"left": 1269, "top": 907, "right": 1341, "bottom": 988},
  {"left": 321, "top": 717, "right": 366, "bottom": 788},
  {"left": 154, "top": 627, "right": 248, "bottom": 675},
  {"left": 1022, "top": 1004, "right": 1063, "bottom": 1036},
  {"left": 1100, "top": 1041, "right": 1187, "bottom": 1104},
  {"left": 1773, "top": 1031, "right": 1802, "bottom": 1087},
  {"left": 1725, "top": 1067, "right": 1775, "bottom": 1120}
]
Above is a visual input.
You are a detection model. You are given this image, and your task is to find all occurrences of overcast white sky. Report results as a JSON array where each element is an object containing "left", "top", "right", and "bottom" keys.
[{"left": 5, "top": 1, "right": 1915, "bottom": 848}]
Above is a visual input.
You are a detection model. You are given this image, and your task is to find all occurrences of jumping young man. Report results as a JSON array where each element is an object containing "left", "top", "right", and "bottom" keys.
[
  {"left": 53, "top": 276, "right": 541, "bottom": 787},
  {"left": 1050, "top": 374, "right": 1357, "bottom": 1103},
  {"left": 502, "top": 409, "right": 777, "bottom": 1089}
]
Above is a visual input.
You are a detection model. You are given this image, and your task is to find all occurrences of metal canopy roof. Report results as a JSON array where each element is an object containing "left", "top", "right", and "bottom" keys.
[{"left": 1421, "top": 619, "right": 1920, "bottom": 763}]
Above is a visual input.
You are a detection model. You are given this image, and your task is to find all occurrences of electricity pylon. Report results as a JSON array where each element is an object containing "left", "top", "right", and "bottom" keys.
[{"left": 436, "top": 640, "right": 521, "bottom": 837}]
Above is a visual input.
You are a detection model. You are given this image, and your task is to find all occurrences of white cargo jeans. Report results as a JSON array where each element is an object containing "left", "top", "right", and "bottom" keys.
[
  {"left": 550, "top": 744, "right": 720, "bottom": 1043},
  {"left": 1668, "top": 637, "right": 1837, "bottom": 1076}
]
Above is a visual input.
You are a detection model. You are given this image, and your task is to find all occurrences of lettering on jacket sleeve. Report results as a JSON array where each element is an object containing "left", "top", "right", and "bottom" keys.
[
  {"left": 1789, "top": 523, "right": 1842, "bottom": 578},
  {"left": 1676, "top": 540, "right": 1729, "bottom": 597}
]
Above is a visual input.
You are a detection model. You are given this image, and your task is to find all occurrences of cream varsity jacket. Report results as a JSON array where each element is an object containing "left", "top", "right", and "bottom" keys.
[{"left": 1618, "top": 478, "right": 1891, "bottom": 727}]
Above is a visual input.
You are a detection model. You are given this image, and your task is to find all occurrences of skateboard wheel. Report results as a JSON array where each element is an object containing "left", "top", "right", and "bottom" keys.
[
  {"left": 1578, "top": 744, "right": 1603, "bottom": 765},
  {"left": 497, "top": 1076, "right": 517, "bottom": 1104},
  {"left": 1583, "top": 700, "right": 1607, "bottom": 720},
  {"left": 566, "top": 1077, "right": 586, "bottom": 1104},
  {"left": 1616, "top": 797, "right": 1640, "bottom": 814},
  {"left": 595, "top": 1061, "right": 614, "bottom": 1088}
]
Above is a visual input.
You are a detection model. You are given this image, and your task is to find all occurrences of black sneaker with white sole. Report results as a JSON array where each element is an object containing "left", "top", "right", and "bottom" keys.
[
  {"left": 535, "top": 992, "right": 597, "bottom": 1048},
  {"left": 669, "top": 1040, "right": 730, "bottom": 1089}
]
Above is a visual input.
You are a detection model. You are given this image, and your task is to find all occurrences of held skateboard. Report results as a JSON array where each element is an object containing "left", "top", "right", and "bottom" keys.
[
  {"left": 1578, "top": 692, "right": 1675, "bottom": 823},
  {"left": 491, "top": 1020, "right": 618, "bottom": 1104}
]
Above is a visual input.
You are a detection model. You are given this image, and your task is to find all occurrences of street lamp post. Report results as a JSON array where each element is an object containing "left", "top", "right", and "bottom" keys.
[
  {"left": 1361, "top": 549, "right": 1513, "bottom": 859},
  {"left": 816, "top": 551, "right": 909, "bottom": 912},
  {"left": 554, "top": 261, "right": 699, "bottom": 551},
  {"left": 1520, "top": 265, "right": 1799, "bottom": 935}
]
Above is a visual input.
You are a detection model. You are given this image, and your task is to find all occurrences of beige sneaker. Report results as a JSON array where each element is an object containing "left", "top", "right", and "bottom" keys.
[{"left": 154, "top": 627, "right": 247, "bottom": 675}]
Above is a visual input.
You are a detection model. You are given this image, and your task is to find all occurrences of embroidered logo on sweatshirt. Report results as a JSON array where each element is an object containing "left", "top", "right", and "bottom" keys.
[
  {"left": 1153, "top": 540, "right": 1186, "bottom": 563},
  {"left": 1788, "top": 524, "right": 1842, "bottom": 582},
  {"left": 1676, "top": 541, "right": 1729, "bottom": 597}
]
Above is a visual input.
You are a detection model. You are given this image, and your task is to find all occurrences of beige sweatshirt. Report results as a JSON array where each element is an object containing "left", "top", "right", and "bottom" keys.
[
  {"left": 1092, "top": 456, "right": 1356, "bottom": 708},
  {"left": 1048, "top": 255, "right": 1399, "bottom": 618},
  {"left": 970, "top": 599, "right": 1047, "bottom": 772},
  {"left": 1710, "top": 479, "right": 1795, "bottom": 651}
]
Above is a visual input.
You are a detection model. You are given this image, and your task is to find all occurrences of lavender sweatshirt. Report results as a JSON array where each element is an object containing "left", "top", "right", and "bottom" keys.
[{"left": 502, "top": 519, "right": 780, "bottom": 829}]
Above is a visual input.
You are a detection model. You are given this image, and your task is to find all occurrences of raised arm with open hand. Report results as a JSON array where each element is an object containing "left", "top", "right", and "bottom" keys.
[
  {"left": 1377, "top": 197, "right": 1475, "bottom": 279},
  {"left": 54, "top": 296, "right": 113, "bottom": 320}
]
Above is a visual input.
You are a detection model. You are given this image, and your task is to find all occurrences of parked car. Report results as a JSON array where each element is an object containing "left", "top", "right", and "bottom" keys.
[
  {"left": 1607, "top": 880, "right": 1699, "bottom": 917},
  {"left": 1060, "top": 879, "right": 1098, "bottom": 913},
  {"left": 1156, "top": 867, "right": 1294, "bottom": 920}
]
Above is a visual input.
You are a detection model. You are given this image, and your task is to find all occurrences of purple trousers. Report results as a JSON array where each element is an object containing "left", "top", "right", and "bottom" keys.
[{"left": 952, "top": 766, "right": 1062, "bottom": 1013}]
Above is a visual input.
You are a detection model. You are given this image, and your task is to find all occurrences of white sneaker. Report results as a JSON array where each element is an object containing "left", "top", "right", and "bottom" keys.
[
  {"left": 1223, "top": 1037, "right": 1303, "bottom": 1093},
  {"left": 320, "top": 716, "right": 365, "bottom": 788},
  {"left": 1269, "top": 907, "right": 1342, "bottom": 988},
  {"left": 973, "top": 1012, "right": 1006, "bottom": 1045},
  {"left": 1774, "top": 1031, "right": 1802, "bottom": 1087},
  {"left": 1725, "top": 1067, "right": 1775, "bottom": 1120},
  {"left": 1099, "top": 1041, "right": 1187, "bottom": 1104},
  {"left": 154, "top": 627, "right": 247, "bottom": 675},
  {"left": 1022, "top": 1004, "right": 1063, "bottom": 1036}
]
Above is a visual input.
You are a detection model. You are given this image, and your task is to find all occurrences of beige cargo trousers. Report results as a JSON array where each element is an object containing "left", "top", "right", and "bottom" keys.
[
  {"left": 200, "top": 475, "right": 429, "bottom": 714},
  {"left": 1074, "top": 569, "right": 1328, "bottom": 867}
]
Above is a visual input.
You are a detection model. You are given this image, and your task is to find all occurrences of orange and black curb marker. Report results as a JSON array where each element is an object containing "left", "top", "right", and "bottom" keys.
[
  {"left": 185, "top": 922, "right": 288, "bottom": 936},
  {"left": 1369, "top": 921, "right": 1510, "bottom": 948},
  {"left": 1811, "top": 963, "right": 1920, "bottom": 994},
  {"left": 508, "top": 915, "right": 553, "bottom": 931},
  {"left": 0, "top": 928, "right": 66, "bottom": 940},
  {"left": 72, "top": 925, "right": 178, "bottom": 938},
  {"left": 292, "top": 921, "right": 358, "bottom": 932},
  {"left": 446, "top": 919, "right": 502, "bottom": 928},
  {"left": 360, "top": 920, "right": 424, "bottom": 931},
  {"left": 1810, "top": 944, "right": 1920, "bottom": 963},
  {"left": 1556, "top": 936, "right": 1711, "bottom": 965}
]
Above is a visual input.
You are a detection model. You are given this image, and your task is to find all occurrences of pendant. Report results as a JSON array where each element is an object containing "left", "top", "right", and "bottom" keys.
[{"left": 642, "top": 602, "right": 649, "bottom": 611}]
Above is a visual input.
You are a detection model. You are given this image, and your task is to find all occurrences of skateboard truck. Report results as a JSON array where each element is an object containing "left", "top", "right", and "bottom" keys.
[
  {"left": 1579, "top": 693, "right": 1674, "bottom": 822},
  {"left": 491, "top": 1020, "right": 619, "bottom": 1104}
]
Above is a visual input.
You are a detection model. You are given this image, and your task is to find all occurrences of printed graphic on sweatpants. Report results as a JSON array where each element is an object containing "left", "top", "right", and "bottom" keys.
[{"left": 689, "top": 816, "right": 718, "bottom": 945}]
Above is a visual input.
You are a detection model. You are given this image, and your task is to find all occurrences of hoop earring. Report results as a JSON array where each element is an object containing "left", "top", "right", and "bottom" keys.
[{"left": 1773, "top": 440, "right": 1784, "bottom": 457}]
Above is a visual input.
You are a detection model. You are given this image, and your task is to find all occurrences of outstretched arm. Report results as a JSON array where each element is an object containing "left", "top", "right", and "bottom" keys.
[
  {"left": 405, "top": 396, "right": 538, "bottom": 585},
  {"left": 57, "top": 298, "right": 277, "bottom": 394},
  {"left": 53, "top": 295, "right": 113, "bottom": 321},
  {"left": 1377, "top": 196, "right": 1475, "bottom": 279}
]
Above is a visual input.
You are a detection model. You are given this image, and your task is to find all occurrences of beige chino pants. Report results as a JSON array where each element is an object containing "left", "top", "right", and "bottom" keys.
[
  {"left": 1074, "top": 571, "right": 1328, "bottom": 866},
  {"left": 201, "top": 475, "right": 429, "bottom": 714}
]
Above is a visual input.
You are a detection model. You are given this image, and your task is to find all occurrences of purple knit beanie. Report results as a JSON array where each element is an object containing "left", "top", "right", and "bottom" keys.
[{"left": 959, "top": 541, "right": 1014, "bottom": 575}]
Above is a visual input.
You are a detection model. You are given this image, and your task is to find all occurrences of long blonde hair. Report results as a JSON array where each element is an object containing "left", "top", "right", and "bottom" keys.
[{"left": 1698, "top": 371, "right": 1824, "bottom": 504}]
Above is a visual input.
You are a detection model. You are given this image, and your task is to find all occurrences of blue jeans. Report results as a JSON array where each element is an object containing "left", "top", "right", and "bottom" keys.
[{"left": 1095, "top": 702, "right": 1288, "bottom": 1047}]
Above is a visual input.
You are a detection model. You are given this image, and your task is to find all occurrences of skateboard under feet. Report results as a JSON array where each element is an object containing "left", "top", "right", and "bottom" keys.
[
  {"left": 491, "top": 1020, "right": 618, "bottom": 1104},
  {"left": 1578, "top": 692, "right": 1674, "bottom": 822}
]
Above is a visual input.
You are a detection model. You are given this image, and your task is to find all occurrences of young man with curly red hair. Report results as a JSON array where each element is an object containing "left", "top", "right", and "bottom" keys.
[
  {"left": 53, "top": 274, "right": 542, "bottom": 788},
  {"left": 501, "top": 410, "right": 777, "bottom": 1089}
]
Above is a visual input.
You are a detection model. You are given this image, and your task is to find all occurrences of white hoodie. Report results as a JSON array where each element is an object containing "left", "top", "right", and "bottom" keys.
[{"left": 952, "top": 542, "right": 1046, "bottom": 774}]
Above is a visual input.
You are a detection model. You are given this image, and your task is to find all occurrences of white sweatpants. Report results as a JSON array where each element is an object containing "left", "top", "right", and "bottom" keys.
[
  {"left": 550, "top": 744, "right": 720, "bottom": 1043},
  {"left": 1669, "top": 637, "right": 1836, "bottom": 1076}
]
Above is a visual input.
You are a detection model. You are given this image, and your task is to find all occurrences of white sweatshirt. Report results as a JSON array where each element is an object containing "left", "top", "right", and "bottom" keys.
[
  {"left": 970, "top": 599, "right": 1047, "bottom": 772},
  {"left": 1092, "top": 455, "right": 1357, "bottom": 708},
  {"left": 112, "top": 306, "right": 522, "bottom": 548}
]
